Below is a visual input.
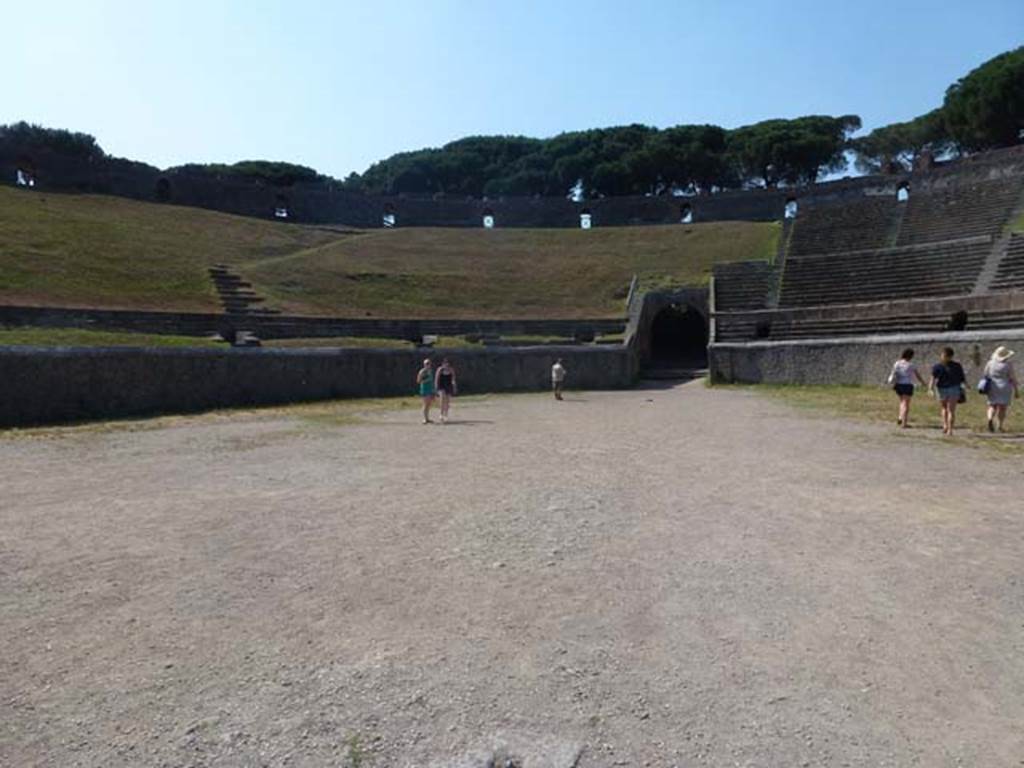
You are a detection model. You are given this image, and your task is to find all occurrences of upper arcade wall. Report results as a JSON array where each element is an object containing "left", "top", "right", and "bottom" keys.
[{"left": 3, "top": 136, "right": 1023, "bottom": 229}]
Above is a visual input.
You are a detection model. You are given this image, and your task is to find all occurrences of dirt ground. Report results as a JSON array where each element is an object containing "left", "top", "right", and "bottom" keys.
[{"left": 2, "top": 382, "right": 1023, "bottom": 767}]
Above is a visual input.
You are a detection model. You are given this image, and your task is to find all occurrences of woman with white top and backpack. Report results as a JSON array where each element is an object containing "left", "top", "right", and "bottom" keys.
[{"left": 980, "top": 346, "right": 1019, "bottom": 433}]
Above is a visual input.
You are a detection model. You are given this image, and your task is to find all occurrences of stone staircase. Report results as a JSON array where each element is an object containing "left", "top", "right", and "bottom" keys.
[
  {"left": 208, "top": 265, "right": 278, "bottom": 316},
  {"left": 972, "top": 180, "right": 1024, "bottom": 293},
  {"left": 640, "top": 363, "right": 708, "bottom": 381},
  {"left": 990, "top": 233, "right": 1024, "bottom": 292}
]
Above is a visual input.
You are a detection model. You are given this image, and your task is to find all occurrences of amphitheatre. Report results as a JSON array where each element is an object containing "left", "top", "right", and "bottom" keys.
[{"left": 4, "top": 50, "right": 1024, "bottom": 766}]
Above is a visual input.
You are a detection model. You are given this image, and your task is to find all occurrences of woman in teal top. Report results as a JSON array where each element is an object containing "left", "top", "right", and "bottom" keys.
[{"left": 416, "top": 358, "right": 436, "bottom": 424}]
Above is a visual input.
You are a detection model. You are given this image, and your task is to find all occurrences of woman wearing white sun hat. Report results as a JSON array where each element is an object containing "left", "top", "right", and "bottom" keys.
[{"left": 981, "top": 346, "right": 1019, "bottom": 432}]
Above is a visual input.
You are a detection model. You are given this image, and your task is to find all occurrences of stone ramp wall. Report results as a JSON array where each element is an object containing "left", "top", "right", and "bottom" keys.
[{"left": 0, "top": 345, "right": 636, "bottom": 428}]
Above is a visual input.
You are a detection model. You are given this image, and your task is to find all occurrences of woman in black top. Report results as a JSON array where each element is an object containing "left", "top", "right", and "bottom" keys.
[
  {"left": 434, "top": 358, "right": 458, "bottom": 424},
  {"left": 928, "top": 347, "right": 967, "bottom": 436}
]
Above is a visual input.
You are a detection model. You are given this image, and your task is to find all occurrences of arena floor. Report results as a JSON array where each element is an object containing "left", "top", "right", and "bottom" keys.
[{"left": 3, "top": 382, "right": 1023, "bottom": 767}]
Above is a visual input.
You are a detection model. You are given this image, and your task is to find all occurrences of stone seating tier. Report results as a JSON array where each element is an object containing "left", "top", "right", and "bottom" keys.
[
  {"left": 712, "top": 262, "right": 777, "bottom": 311},
  {"left": 716, "top": 306, "right": 1024, "bottom": 342},
  {"left": 896, "top": 177, "right": 1023, "bottom": 246},
  {"left": 787, "top": 196, "right": 899, "bottom": 256},
  {"left": 777, "top": 237, "right": 991, "bottom": 308}
]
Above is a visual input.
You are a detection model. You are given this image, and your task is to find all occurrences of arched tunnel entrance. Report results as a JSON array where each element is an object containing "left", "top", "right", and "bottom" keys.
[{"left": 648, "top": 304, "right": 708, "bottom": 369}]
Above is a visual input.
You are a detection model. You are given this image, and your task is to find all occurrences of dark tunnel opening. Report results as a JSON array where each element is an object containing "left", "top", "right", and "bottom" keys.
[{"left": 649, "top": 305, "right": 708, "bottom": 367}]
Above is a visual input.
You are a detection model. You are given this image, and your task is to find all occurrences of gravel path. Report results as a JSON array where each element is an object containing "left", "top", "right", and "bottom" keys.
[{"left": 2, "top": 382, "right": 1023, "bottom": 767}]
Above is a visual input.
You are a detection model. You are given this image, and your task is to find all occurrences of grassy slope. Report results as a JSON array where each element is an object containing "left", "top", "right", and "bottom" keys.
[
  {"left": 0, "top": 188, "right": 341, "bottom": 312},
  {"left": 0, "top": 327, "right": 223, "bottom": 347},
  {"left": 242, "top": 223, "right": 779, "bottom": 318},
  {"left": 1, "top": 187, "right": 778, "bottom": 318},
  {"left": 263, "top": 335, "right": 489, "bottom": 349}
]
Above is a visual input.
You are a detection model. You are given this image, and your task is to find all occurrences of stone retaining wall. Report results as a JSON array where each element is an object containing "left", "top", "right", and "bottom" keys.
[
  {"left": 0, "top": 345, "right": 636, "bottom": 428},
  {"left": 709, "top": 330, "right": 1024, "bottom": 386},
  {"left": 0, "top": 305, "right": 626, "bottom": 341}
]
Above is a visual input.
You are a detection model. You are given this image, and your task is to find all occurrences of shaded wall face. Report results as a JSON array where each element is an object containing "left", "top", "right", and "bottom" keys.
[
  {"left": 0, "top": 146, "right": 162, "bottom": 197},
  {"left": 0, "top": 345, "right": 637, "bottom": 428},
  {"left": 0, "top": 139, "right": 786, "bottom": 226}
]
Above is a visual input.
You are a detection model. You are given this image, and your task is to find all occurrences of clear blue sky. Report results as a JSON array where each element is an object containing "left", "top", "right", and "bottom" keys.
[{"left": 4, "top": 1, "right": 1021, "bottom": 178}]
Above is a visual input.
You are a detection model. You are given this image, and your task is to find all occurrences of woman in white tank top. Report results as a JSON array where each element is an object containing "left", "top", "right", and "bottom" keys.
[{"left": 886, "top": 348, "right": 926, "bottom": 428}]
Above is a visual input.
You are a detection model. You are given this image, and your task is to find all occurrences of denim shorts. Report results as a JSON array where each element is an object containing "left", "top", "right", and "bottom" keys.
[{"left": 938, "top": 385, "right": 962, "bottom": 401}]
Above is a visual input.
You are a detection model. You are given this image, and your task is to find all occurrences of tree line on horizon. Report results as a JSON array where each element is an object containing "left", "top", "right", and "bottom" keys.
[
  {"left": 3, "top": 46, "right": 1021, "bottom": 198},
  {"left": 345, "top": 46, "right": 1024, "bottom": 197}
]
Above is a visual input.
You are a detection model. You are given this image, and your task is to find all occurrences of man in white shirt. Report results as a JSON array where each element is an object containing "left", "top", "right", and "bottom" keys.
[{"left": 551, "top": 358, "right": 566, "bottom": 401}]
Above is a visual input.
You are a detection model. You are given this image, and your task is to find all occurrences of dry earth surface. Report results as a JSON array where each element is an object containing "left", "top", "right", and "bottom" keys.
[{"left": 2, "top": 382, "right": 1023, "bottom": 767}]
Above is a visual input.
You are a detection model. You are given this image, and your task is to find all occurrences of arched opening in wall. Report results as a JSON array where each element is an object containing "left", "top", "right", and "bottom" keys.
[
  {"left": 896, "top": 182, "right": 910, "bottom": 203},
  {"left": 946, "top": 309, "right": 969, "bottom": 332},
  {"left": 482, "top": 207, "right": 495, "bottom": 229},
  {"left": 155, "top": 178, "right": 171, "bottom": 202},
  {"left": 784, "top": 198, "right": 798, "bottom": 219},
  {"left": 382, "top": 203, "right": 397, "bottom": 228},
  {"left": 579, "top": 208, "right": 593, "bottom": 230},
  {"left": 680, "top": 203, "right": 693, "bottom": 224},
  {"left": 274, "top": 194, "right": 290, "bottom": 219},
  {"left": 15, "top": 159, "right": 36, "bottom": 187},
  {"left": 649, "top": 304, "right": 708, "bottom": 368}
]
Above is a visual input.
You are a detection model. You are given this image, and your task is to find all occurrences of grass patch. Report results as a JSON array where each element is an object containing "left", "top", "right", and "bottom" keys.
[
  {"left": 490, "top": 334, "right": 567, "bottom": 345},
  {"left": 0, "top": 394, "right": 423, "bottom": 439},
  {"left": 432, "top": 335, "right": 483, "bottom": 349},
  {"left": 754, "top": 383, "right": 1024, "bottom": 455},
  {"left": 293, "top": 397, "right": 423, "bottom": 427},
  {"left": 246, "top": 222, "right": 780, "bottom": 319},
  {"left": 0, "top": 391, "right": 512, "bottom": 438},
  {"left": 0, "top": 326, "right": 223, "bottom": 347},
  {"left": 1009, "top": 210, "right": 1024, "bottom": 233},
  {"left": 267, "top": 393, "right": 497, "bottom": 428},
  {"left": 262, "top": 336, "right": 414, "bottom": 349},
  {"left": 261, "top": 335, "right": 489, "bottom": 350}
]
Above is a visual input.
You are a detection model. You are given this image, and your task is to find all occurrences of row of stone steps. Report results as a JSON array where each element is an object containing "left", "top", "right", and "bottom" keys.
[
  {"left": 896, "top": 176, "right": 1023, "bottom": 246},
  {"left": 778, "top": 238, "right": 991, "bottom": 308},
  {"left": 717, "top": 306, "right": 1024, "bottom": 342},
  {"left": 712, "top": 262, "right": 777, "bottom": 311},
  {"left": 788, "top": 196, "right": 900, "bottom": 256},
  {"left": 208, "top": 265, "right": 279, "bottom": 316}
]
